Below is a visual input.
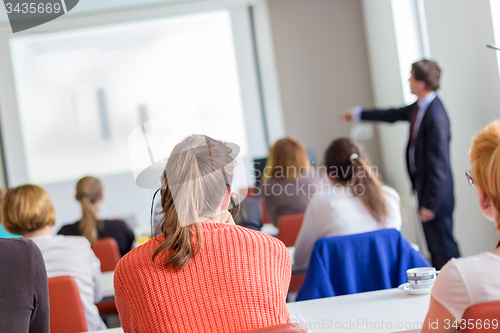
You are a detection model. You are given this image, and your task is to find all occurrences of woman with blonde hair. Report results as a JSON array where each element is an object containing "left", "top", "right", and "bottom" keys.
[
  {"left": 422, "top": 120, "right": 500, "bottom": 332},
  {"left": 2, "top": 184, "right": 106, "bottom": 331},
  {"left": 260, "top": 137, "right": 328, "bottom": 226},
  {"left": 114, "top": 134, "right": 291, "bottom": 333},
  {"left": 58, "top": 176, "right": 135, "bottom": 256},
  {"left": 294, "top": 138, "right": 403, "bottom": 270}
]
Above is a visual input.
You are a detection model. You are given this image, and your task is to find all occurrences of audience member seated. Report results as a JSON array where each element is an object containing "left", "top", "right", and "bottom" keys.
[
  {"left": 294, "top": 138, "right": 403, "bottom": 271},
  {"left": 260, "top": 137, "right": 328, "bottom": 226},
  {"left": 231, "top": 197, "right": 263, "bottom": 231},
  {"left": 114, "top": 134, "right": 291, "bottom": 333},
  {"left": 422, "top": 120, "right": 500, "bottom": 331},
  {"left": 2, "top": 184, "right": 107, "bottom": 331},
  {"left": 58, "top": 176, "right": 135, "bottom": 257},
  {"left": 0, "top": 237, "right": 49, "bottom": 332}
]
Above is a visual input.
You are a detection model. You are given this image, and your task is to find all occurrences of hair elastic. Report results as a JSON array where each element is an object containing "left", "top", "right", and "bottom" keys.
[{"left": 349, "top": 153, "right": 359, "bottom": 163}]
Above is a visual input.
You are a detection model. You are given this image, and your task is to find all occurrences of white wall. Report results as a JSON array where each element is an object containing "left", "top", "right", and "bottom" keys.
[{"left": 266, "top": 0, "right": 383, "bottom": 168}]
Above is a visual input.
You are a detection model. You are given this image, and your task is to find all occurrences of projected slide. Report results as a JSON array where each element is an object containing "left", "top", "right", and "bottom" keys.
[{"left": 9, "top": 10, "right": 249, "bottom": 184}]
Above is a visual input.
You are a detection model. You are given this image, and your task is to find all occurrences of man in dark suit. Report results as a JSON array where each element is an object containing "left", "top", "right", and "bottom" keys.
[{"left": 341, "top": 59, "right": 460, "bottom": 269}]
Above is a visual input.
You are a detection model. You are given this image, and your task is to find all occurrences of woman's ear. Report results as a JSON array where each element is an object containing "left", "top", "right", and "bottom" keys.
[
  {"left": 476, "top": 186, "right": 495, "bottom": 222},
  {"left": 221, "top": 188, "right": 232, "bottom": 211},
  {"left": 477, "top": 186, "right": 492, "bottom": 209}
]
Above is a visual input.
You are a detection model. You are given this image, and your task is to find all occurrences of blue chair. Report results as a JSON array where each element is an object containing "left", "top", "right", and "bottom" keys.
[{"left": 296, "top": 228, "right": 430, "bottom": 301}]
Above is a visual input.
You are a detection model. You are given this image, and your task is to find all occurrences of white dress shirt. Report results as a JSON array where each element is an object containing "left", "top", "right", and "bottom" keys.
[
  {"left": 293, "top": 185, "right": 403, "bottom": 271},
  {"left": 29, "top": 234, "right": 106, "bottom": 331}
]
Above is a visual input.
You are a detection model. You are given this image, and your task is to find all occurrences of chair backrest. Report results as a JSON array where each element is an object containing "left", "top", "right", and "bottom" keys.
[
  {"left": 277, "top": 213, "right": 305, "bottom": 247},
  {"left": 297, "top": 228, "right": 431, "bottom": 301},
  {"left": 259, "top": 199, "right": 272, "bottom": 225},
  {"left": 48, "top": 276, "right": 88, "bottom": 333},
  {"left": 238, "top": 323, "right": 307, "bottom": 332},
  {"left": 461, "top": 301, "right": 500, "bottom": 332},
  {"left": 92, "top": 237, "right": 121, "bottom": 272}
]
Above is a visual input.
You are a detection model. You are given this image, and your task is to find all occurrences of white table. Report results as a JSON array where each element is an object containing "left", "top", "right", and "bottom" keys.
[
  {"left": 101, "top": 271, "right": 114, "bottom": 298},
  {"left": 88, "top": 288, "right": 430, "bottom": 333},
  {"left": 288, "top": 246, "right": 295, "bottom": 266},
  {"left": 287, "top": 288, "right": 430, "bottom": 333}
]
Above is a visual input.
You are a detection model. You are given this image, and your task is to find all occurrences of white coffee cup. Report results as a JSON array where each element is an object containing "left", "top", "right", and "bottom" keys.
[{"left": 407, "top": 267, "right": 436, "bottom": 289}]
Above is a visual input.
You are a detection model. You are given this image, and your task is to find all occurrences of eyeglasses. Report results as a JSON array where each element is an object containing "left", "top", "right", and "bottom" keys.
[{"left": 465, "top": 170, "right": 475, "bottom": 186}]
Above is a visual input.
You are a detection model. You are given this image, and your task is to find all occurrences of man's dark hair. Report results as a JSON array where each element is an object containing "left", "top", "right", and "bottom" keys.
[{"left": 411, "top": 59, "right": 441, "bottom": 91}]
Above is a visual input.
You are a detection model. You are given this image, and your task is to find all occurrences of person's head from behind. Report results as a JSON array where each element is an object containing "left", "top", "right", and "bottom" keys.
[
  {"left": 75, "top": 176, "right": 103, "bottom": 245},
  {"left": 2, "top": 185, "right": 55, "bottom": 236},
  {"left": 263, "top": 137, "right": 309, "bottom": 181},
  {"left": 409, "top": 59, "right": 441, "bottom": 96},
  {"left": 325, "top": 138, "right": 388, "bottom": 224},
  {"left": 469, "top": 120, "right": 500, "bottom": 227},
  {"left": 153, "top": 134, "right": 235, "bottom": 270}
]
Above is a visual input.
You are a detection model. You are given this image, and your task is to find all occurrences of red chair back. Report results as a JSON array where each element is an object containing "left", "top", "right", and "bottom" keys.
[
  {"left": 289, "top": 274, "right": 306, "bottom": 294},
  {"left": 48, "top": 276, "right": 87, "bottom": 333},
  {"left": 92, "top": 237, "right": 121, "bottom": 272},
  {"left": 259, "top": 199, "right": 272, "bottom": 225},
  {"left": 238, "top": 323, "right": 307, "bottom": 332},
  {"left": 277, "top": 213, "right": 305, "bottom": 247},
  {"left": 462, "top": 301, "right": 500, "bottom": 332}
]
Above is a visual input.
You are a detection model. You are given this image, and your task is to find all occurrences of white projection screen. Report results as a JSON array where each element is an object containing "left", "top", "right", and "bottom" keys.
[{"left": 0, "top": 5, "right": 268, "bottom": 230}]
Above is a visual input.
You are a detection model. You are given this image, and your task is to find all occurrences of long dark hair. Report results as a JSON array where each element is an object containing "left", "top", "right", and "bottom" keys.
[
  {"left": 325, "top": 138, "right": 388, "bottom": 224},
  {"left": 152, "top": 134, "right": 235, "bottom": 270}
]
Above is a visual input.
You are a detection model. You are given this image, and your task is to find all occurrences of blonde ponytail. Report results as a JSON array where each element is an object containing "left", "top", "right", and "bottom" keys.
[
  {"left": 79, "top": 196, "right": 98, "bottom": 245},
  {"left": 76, "top": 177, "right": 103, "bottom": 245},
  {"left": 153, "top": 135, "right": 235, "bottom": 270}
]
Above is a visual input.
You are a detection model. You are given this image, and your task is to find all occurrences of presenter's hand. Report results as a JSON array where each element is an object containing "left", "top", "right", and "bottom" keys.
[
  {"left": 341, "top": 108, "right": 355, "bottom": 123},
  {"left": 420, "top": 207, "right": 435, "bottom": 223}
]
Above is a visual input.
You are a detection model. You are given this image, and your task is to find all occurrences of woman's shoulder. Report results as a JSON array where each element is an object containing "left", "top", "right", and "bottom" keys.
[
  {"left": 0, "top": 237, "right": 39, "bottom": 256},
  {"left": 206, "top": 224, "right": 289, "bottom": 259},
  {"left": 381, "top": 186, "right": 400, "bottom": 203},
  {"left": 446, "top": 252, "right": 500, "bottom": 271},
  {"left": 102, "top": 219, "right": 133, "bottom": 233},
  {"left": 57, "top": 222, "right": 79, "bottom": 235},
  {"left": 53, "top": 234, "right": 92, "bottom": 249},
  {"left": 435, "top": 252, "right": 500, "bottom": 287}
]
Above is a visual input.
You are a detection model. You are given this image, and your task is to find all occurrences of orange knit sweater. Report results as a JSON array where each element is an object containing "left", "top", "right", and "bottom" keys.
[{"left": 114, "top": 222, "right": 291, "bottom": 333}]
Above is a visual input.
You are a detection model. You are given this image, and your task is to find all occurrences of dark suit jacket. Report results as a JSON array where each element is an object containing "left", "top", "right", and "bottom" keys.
[{"left": 360, "top": 96, "right": 454, "bottom": 217}]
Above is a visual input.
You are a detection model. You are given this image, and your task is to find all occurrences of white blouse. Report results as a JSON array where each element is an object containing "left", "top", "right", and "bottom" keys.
[
  {"left": 293, "top": 185, "right": 403, "bottom": 270},
  {"left": 431, "top": 252, "right": 500, "bottom": 319},
  {"left": 29, "top": 234, "right": 106, "bottom": 331}
]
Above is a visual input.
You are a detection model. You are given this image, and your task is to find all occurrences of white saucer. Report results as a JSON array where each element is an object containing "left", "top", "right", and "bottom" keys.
[{"left": 398, "top": 283, "right": 432, "bottom": 295}]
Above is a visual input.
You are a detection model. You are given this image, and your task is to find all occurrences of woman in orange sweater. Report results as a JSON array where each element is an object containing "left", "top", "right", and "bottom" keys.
[{"left": 114, "top": 134, "right": 291, "bottom": 333}]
